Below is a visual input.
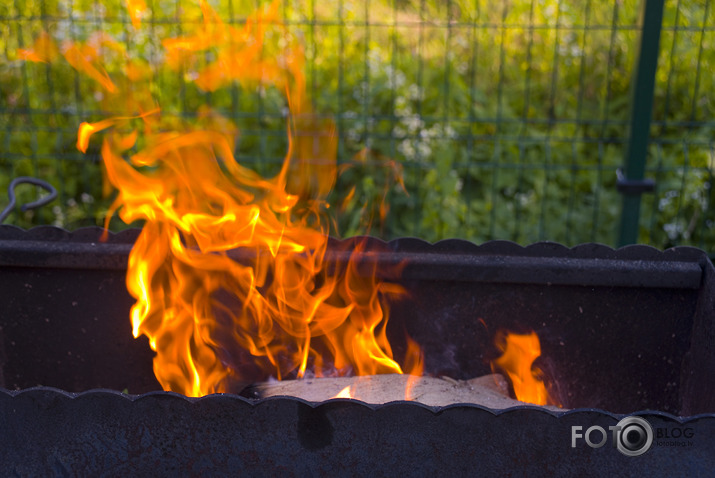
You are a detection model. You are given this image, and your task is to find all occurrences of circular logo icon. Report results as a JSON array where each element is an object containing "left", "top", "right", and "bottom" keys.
[{"left": 615, "top": 416, "right": 653, "bottom": 457}]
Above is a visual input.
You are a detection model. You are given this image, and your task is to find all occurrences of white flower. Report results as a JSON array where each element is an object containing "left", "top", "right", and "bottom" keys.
[
  {"left": 390, "top": 69, "right": 406, "bottom": 89},
  {"left": 444, "top": 125, "right": 457, "bottom": 139},
  {"left": 407, "top": 84, "right": 423, "bottom": 101},
  {"left": 395, "top": 96, "right": 408, "bottom": 112},
  {"left": 398, "top": 140, "right": 415, "bottom": 159},
  {"left": 417, "top": 141, "right": 431, "bottom": 158}
]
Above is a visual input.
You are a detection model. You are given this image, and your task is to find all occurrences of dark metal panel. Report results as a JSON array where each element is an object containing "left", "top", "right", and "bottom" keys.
[
  {"left": 680, "top": 254, "right": 715, "bottom": 415},
  {"left": 0, "top": 264, "right": 157, "bottom": 393},
  {"left": 0, "top": 389, "right": 713, "bottom": 476},
  {"left": 389, "top": 278, "right": 698, "bottom": 414}
]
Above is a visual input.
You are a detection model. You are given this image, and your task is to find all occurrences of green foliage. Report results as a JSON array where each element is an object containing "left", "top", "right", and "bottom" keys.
[{"left": 0, "top": 0, "right": 713, "bottom": 253}]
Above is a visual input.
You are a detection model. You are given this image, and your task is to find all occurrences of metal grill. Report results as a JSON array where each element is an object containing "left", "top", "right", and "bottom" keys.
[{"left": 1, "top": 225, "right": 715, "bottom": 473}]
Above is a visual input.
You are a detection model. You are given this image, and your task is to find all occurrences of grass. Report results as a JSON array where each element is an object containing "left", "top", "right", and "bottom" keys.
[{"left": 0, "top": 0, "right": 713, "bottom": 252}]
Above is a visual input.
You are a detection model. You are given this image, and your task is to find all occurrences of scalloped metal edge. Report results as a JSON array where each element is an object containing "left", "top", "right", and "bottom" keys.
[
  {"left": 0, "top": 225, "right": 708, "bottom": 262},
  {"left": 2, "top": 386, "right": 714, "bottom": 421},
  {"left": 0, "top": 224, "right": 140, "bottom": 244}
]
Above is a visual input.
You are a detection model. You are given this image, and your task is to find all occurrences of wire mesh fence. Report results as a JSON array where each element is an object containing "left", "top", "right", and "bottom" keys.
[{"left": 0, "top": 0, "right": 713, "bottom": 252}]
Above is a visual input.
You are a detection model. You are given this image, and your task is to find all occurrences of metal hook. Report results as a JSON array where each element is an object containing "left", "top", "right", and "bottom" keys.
[{"left": 0, "top": 177, "right": 58, "bottom": 224}]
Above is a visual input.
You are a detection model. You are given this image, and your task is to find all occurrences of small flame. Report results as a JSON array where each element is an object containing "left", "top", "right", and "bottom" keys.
[
  {"left": 126, "top": 0, "right": 147, "bottom": 28},
  {"left": 77, "top": 120, "right": 116, "bottom": 153},
  {"left": 62, "top": 40, "right": 118, "bottom": 93},
  {"left": 403, "top": 335, "right": 424, "bottom": 400},
  {"left": 492, "top": 330, "right": 554, "bottom": 406},
  {"left": 17, "top": 31, "right": 59, "bottom": 63},
  {"left": 332, "top": 385, "right": 353, "bottom": 399}
]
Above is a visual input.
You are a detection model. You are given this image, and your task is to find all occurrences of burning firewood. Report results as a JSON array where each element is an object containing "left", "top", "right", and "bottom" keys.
[{"left": 242, "top": 373, "right": 563, "bottom": 409}]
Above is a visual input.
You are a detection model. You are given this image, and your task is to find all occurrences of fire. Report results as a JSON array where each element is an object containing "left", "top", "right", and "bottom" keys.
[
  {"left": 35, "top": 0, "right": 422, "bottom": 397},
  {"left": 332, "top": 385, "right": 353, "bottom": 399},
  {"left": 492, "top": 331, "right": 555, "bottom": 406},
  {"left": 126, "top": 0, "right": 147, "bottom": 28},
  {"left": 17, "top": 31, "right": 58, "bottom": 63},
  {"left": 21, "top": 1, "right": 557, "bottom": 406}
]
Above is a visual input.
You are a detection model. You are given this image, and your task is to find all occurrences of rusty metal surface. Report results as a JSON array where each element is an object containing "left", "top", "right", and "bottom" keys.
[{"left": 0, "top": 388, "right": 714, "bottom": 476}]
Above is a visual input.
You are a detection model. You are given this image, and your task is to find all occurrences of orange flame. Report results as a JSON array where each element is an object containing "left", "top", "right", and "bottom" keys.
[
  {"left": 17, "top": 31, "right": 59, "bottom": 63},
  {"left": 492, "top": 331, "right": 554, "bottom": 406},
  {"left": 332, "top": 385, "right": 353, "bottom": 399},
  {"left": 403, "top": 335, "right": 424, "bottom": 400},
  {"left": 62, "top": 36, "right": 119, "bottom": 93},
  {"left": 126, "top": 0, "right": 147, "bottom": 28},
  {"left": 56, "top": 0, "right": 422, "bottom": 397},
  {"left": 76, "top": 109, "right": 159, "bottom": 153}
]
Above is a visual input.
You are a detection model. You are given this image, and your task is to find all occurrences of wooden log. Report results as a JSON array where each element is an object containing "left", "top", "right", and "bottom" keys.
[{"left": 250, "top": 373, "right": 563, "bottom": 409}]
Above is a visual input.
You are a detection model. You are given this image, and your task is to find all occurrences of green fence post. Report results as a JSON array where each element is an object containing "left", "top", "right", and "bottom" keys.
[{"left": 617, "top": 0, "right": 665, "bottom": 247}]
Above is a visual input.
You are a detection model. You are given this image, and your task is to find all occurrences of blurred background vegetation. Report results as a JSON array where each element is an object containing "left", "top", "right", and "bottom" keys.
[{"left": 0, "top": 0, "right": 713, "bottom": 252}]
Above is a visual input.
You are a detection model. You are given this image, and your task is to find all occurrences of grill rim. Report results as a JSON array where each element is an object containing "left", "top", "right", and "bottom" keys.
[
  {"left": 4, "top": 385, "right": 715, "bottom": 419},
  {"left": 0, "top": 225, "right": 707, "bottom": 288}
]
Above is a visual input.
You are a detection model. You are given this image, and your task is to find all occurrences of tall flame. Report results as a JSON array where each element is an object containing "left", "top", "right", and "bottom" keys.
[
  {"left": 492, "top": 330, "right": 555, "bottom": 406},
  {"left": 40, "top": 0, "right": 423, "bottom": 396},
  {"left": 22, "top": 2, "right": 557, "bottom": 405}
]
